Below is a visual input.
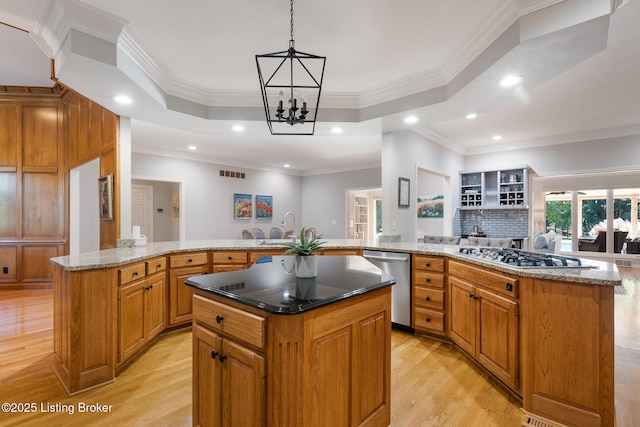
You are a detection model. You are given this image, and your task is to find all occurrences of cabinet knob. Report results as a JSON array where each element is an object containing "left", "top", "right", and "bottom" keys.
[
  {"left": 228, "top": 256, "right": 232, "bottom": 260},
  {"left": 425, "top": 278, "right": 431, "bottom": 283},
  {"left": 425, "top": 317, "right": 431, "bottom": 322},
  {"left": 219, "top": 354, "right": 227, "bottom": 363},
  {"left": 469, "top": 293, "right": 474, "bottom": 298},
  {"left": 425, "top": 296, "right": 431, "bottom": 301},
  {"left": 425, "top": 262, "right": 431, "bottom": 267},
  {"left": 148, "top": 284, "right": 153, "bottom": 290},
  {"left": 133, "top": 271, "right": 138, "bottom": 276},
  {"left": 211, "top": 350, "right": 219, "bottom": 359},
  {"left": 188, "top": 258, "right": 193, "bottom": 263},
  {"left": 216, "top": 315, "right": 224, "bottom": 324},
  {"left": 157, "top": 263, "right": 162, "bottom": 268}
]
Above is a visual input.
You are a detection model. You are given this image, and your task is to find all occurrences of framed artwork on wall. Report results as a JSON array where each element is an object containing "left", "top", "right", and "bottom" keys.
[
  {"left": 398, "top": 177, "right": 410, "bottom": 208},
  {"left": 255, "top": 195, "right": 273, "bottom": 219},
  {"left": 234, "top": 193, "right": 252, "bottom": 219},
  {"left": 98, "top": 174, "right": 114, "bottom": 220},
  {"left": 417, "top": 194, "right": 444, "bottom": 218}
]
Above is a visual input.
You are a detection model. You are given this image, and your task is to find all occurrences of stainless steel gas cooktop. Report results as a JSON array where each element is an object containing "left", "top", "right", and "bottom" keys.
[{"left": 458, "top": 247, "right": 598, "bottom": 269}]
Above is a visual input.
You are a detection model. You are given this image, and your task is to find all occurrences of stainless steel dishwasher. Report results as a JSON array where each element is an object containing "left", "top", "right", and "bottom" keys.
[{"left": 363, "top": 250, "right": 412, "bottom": 330}]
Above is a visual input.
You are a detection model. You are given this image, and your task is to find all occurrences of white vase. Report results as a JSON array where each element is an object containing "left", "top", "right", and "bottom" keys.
[{"left": 295, "top": 255, "right": 318, "bottom": 278}]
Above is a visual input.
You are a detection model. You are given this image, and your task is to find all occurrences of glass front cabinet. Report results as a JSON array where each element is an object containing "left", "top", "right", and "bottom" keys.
[{"left": 460, "top": 166, "right": 531, "bottom": 210}]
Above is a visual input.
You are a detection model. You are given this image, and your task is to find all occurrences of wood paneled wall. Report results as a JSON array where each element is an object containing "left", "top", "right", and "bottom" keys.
[{"left": 0, "top": 86, "right": 120, "bottom": 288}]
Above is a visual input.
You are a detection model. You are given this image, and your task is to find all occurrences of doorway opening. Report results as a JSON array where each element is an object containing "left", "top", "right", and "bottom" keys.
[
  {"left": 131, "top": 178, "right": 184, "bottom": 242},
  {"left": 347, "top": 188, "right": 382, "bottom": 239},
  {"left": 69, "top": 158, "right": 100, "bottom": 255}
]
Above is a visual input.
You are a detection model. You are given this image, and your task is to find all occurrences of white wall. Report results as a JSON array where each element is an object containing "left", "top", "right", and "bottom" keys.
[
  {"left": 131, "top": 152, "right": 302, "bottom": 239},
  {"left": 301, "top": 168, "right": 382, "bottom": 238},
  {"left": 382, "top": 130, "right": 464, "bottom": 241}
]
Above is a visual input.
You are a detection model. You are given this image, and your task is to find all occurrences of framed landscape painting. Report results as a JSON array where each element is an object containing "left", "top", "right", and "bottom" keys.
[
  {"left": 234, "top": 193, "right": 252, "bottom": 219},
  {"left": 417, "top": 194, "right": 444, "bottom": 218},
  {"left": 255, "top": 195, "right": 273, "bottom": 219}
]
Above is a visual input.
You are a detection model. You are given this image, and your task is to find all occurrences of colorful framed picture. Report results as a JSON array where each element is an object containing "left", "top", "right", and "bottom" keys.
[
  {"left": 233, "top": 193, "right": 252, "bottom": 219},
  {"left": 417, "top": 194, "right": 444, "bottom": 218},
  {"left": 98, "top": 174, "right": 114, "bottom": 220},
  {"left": 255, "top": 195, "right": 273, "bottom": 219}
]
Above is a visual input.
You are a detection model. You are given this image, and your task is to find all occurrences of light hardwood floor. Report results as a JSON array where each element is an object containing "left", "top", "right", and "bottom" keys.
[{"left": 1, "top": 268, "right": 639, "bottom": 426}]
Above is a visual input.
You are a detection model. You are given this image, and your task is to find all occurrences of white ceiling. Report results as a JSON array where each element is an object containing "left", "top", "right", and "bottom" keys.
[{"left": 1, "top": 0, "right": 639, "bottom": 175}]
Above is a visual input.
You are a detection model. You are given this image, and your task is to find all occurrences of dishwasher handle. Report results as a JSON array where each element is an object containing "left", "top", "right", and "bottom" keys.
[{"left": 363, "top": 254, "right": 410, "bottom": 263}]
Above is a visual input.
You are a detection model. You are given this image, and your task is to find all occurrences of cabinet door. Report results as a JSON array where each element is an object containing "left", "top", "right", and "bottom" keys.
[
  {"left": 119, "top": 279, "right": 146, "bottom": 363},
  {"left": 448, "top": 277, "right": 476, "bottom": 355},
  {"left": 221, "top": 339, "right": 266, "bottom": 427},
  {"left": 169, "top": 265, "right": 207, "bottom": 325},
  {"left": 145, "top": 272, "right": 166, "bottom": 341},
  {"left": 476, "top": 288, "right": 519, "bottom": 390},
  {"left": 193, "top": 325, "right": 223, "bottom": 427}
]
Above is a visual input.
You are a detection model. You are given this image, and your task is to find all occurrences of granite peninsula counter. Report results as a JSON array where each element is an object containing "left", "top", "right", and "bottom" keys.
[{"left": 50, "top": 239, "right": 620, "bottom": 426}]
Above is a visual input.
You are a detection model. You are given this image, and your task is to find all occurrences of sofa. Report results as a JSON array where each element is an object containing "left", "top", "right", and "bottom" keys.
[
  {"left": 532, "top": 231, "right": 562, "bottom": 254},
  {"left": 467, "top": 236, "right": 513, "bottom": 248},
  {"left": 423, "top": 235, "right": 461, "bottom": 245},
  {"left": 578, "top": 230, "right": 628, "bottom": 253}
]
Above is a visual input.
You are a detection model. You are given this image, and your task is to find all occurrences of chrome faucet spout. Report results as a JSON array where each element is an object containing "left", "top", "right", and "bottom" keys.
[{"left": 282, "top": 211, "right": 296, "bottom": 242}]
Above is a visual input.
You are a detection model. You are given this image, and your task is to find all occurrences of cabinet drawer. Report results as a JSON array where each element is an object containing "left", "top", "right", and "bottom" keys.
[
  {"left": 193, "top": 295, "right": 265, "bottom": 349},
  {"left": 413, "top": 271, "right": 445, "bottom": 288},
  {"left": 169, "top": 252, "right": 208, "bottom": 268},
  {"left": 414, "top": 287, "right": 445, "bottom": 310},
  {"left": 413, "top": 255, "right": 445, "bottom": 272},
  {"left": 146, "top": 257, "right": 166, "bottom": 275},
  {"left": 119, "top": 262, "right": 146, "bottom": 285},
  {"left": 449, "top": 260, "right": 518, "bottom": 299},
  {"left": 414, "top": 307, "right": 445, "bottom": 332},
  {"left": 212, "top": 251, "right": 248, "bottom": 265}
]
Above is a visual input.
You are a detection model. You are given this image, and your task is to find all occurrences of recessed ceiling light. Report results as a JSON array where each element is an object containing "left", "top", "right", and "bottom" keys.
[
  {"left": 330, "top": 127, "right": 343, "bottom": 134},
  {"left": 403, "top": 116, "right": 419, "bottom": 124},
  {"left": 492, "top": 135, "right": 503, "bottom": 141},
  {"left": 113, "top": 95, "right": 133, "bottom": 104},
  {"left": 499, "top": 75, "right": 523, "bottom": 87},
  {"left": 188, "top": 145, "right": 197, "bottom": 150},
  {"left": 232, "top": 124, "right": 245, "bottom": 132},
  {"left": 465, "top": 113, "right": 477, "bottom": 119},
  {"left": 283, "top": 164, "right": 290, "bottom": 168}
]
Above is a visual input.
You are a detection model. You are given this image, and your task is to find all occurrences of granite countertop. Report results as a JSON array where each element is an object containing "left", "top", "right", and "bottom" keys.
[
  {"left": 185, "top": 255, "right": 395, "bottom": 314},
  {"left": 49, "top": 239, "right": 622, "bottom": 286}
]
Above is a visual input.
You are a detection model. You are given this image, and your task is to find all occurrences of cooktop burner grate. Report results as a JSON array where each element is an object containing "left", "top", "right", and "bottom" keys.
[{"left": 458, "top": 247, "right": 596, "bottom": 269}]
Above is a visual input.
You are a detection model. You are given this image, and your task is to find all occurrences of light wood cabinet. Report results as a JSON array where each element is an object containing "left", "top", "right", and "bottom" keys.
[
  {"left": 168, "top": 252, "right": 209, "bottom": 326},
  {"left": 191, "top": 285, "right": 391, "bottom": 427},
  {"left": 448, "top": 260, "right": 519, "bottom": 391},
  {"left": 193, "top": 324, "right": 266, "bottom": 427},
  {"left": 412, "top": 255, "right": 446, "bottom": 335},
  {"left": 117, "top": 260, "right": 166, "bottom": 365},
  {"left": 212, "top": 251, "right": 248, "bottom": 272}
]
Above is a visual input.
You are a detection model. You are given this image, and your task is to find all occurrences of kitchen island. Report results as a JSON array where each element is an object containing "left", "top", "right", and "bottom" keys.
[
  {"left": 50, "top": 239, "right": 620, "bottom": 427},
  {"left": 185, "top": 255, "right": 394, "bottom": 426}
]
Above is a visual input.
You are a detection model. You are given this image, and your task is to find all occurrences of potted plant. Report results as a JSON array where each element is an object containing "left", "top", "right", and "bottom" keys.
[{"left": 283, "top": 227, "right": 326, "bottom": 277}]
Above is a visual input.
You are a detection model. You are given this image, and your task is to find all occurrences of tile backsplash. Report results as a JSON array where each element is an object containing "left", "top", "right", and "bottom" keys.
[{"left": 453, "top": 208, "right": 529, "bottom": 238}]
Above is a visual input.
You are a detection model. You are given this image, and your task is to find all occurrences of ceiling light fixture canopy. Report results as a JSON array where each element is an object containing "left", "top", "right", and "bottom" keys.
[{"left": 256, "top": 0, "right": 326, "bottom": 135}]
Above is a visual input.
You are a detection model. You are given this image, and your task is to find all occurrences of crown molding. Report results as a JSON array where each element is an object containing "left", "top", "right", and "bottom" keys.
[
  {"left": 516, "top": 0, "right": 567, "bottom": 16},
  {"left": 411, "top": 126, "right": 466, "bottom": 155}
]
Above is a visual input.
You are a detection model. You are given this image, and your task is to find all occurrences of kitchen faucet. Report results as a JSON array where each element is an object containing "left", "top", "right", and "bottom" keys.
[{"left": 281, "top": 211, "right": 296, "bottom": 242}]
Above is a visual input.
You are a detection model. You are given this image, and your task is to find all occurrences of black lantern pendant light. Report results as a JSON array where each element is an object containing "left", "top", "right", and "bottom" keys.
[{"left": 256, "top": 0, "right": 326, "bottom": 135}]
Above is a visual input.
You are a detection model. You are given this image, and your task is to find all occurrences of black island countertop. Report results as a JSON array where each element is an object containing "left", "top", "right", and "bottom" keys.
[{"left": 185, "top": 255, "right": 395, "bottom": 314}]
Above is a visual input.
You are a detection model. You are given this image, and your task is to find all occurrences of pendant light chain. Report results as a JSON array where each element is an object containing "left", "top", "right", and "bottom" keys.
[{"left": 289, "top": 0, "right": 295, "bottom": 48}]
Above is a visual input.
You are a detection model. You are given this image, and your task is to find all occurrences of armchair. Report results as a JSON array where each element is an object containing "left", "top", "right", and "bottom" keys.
[{"left": 578, "top": 230, "right": 628, "bottom": 253}]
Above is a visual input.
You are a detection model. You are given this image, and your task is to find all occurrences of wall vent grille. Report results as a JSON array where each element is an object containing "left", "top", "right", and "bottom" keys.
[
  {"left": 615, "top": 259, "right": 633, "bottom": 267},
  {"left": 220, "top": 170, "right": 245, "bottom": 179}
]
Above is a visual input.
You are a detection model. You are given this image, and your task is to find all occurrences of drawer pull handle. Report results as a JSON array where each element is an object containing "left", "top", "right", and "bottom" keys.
[
  {"left": 425, "top": 296, "right": 431, "bottom": 301},
  {"left": 219, "top": 354, "right": 227, "bottom": 363},
  {"left": 216, "top": 315, "right": 224, "bottom": 324},
  {"left": 211, "top": 351, "right": 219, "bottom": 359},
  {"left": 425, "top": 317, "right": 431, "bottom": 322}
]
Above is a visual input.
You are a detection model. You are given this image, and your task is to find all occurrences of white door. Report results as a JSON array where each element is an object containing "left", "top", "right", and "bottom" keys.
[{"left": 132, "top": 184, "right": 153, "bottom": 242}]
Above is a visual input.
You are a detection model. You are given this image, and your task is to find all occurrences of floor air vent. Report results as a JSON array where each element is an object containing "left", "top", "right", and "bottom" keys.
[
  {"left": 615, "top": 259, "right": 633, "bottom": 267},
  {"left": 521, "top": 410, "right": 567, "bottom": 427}
]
